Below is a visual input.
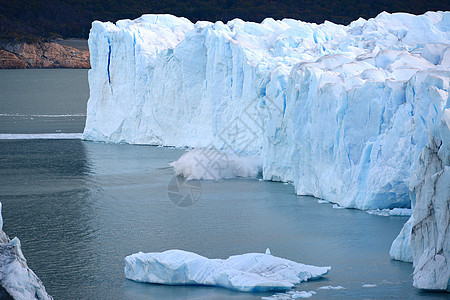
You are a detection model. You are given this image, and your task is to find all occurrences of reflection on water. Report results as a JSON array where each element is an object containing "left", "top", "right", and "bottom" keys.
[
  {"left": 0, "top": 139, "right": 96, "bottom": 297},
  {"left": 1, "top": 139, "right": 445, "bottom": 299}
]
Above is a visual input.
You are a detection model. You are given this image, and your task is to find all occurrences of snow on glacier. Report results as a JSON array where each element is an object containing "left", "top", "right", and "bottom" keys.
[
  {"left": 0, "top": 203, "right": 53, "bottom": 300},
  {"left": 124, "top": 249, "right": 330, "bottom": 292}
]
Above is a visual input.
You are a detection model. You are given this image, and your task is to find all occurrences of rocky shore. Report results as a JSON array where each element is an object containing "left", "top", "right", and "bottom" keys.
[{"left": 0, "top": 41, "right": 90, "bottom": 69}]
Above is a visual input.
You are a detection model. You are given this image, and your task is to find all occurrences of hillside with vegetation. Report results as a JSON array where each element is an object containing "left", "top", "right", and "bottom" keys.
[{"left": 1, "top": 0, "right": 449, "bottom": 42}]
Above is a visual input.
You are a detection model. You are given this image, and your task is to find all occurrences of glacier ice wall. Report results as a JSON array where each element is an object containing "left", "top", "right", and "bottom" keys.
[
  {"left": 84, "top": 11, "right": 449, "bottom": 211},
  {"left": 85, "top": 12, "right": 450, "bottom": 290},
  {"left": 391, "top": 108, "right": 450, "bottom": 290},
  {"left": 0, "top": 203, "right": 53, "bottom": 300}
]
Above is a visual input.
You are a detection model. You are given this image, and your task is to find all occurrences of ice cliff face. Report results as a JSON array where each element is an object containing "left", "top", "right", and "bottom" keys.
[
  {"left": 0, "top": 203, "right": 53, "bottom": 300},
  {"left": 391, "top": 108, "right": 450, "bottom": 290},
  {"left": 84, "top": 11, "right": 449, "bottom": 210},
  {"left": 84, "top": 12, "right": 450, "bottom": 290}
]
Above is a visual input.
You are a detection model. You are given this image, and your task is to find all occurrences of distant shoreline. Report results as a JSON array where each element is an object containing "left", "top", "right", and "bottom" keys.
[
  {"left": 0, "top": 39, "right": 90, "bottom": 69},
  {"left": 54, "top": 39, "right": 89, "bottom": 51}
]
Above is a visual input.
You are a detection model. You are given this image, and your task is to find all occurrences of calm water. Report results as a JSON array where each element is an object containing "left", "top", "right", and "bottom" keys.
[
  {"left": 0, "top": 69, "right": 88, "bottom": 134},
  {"left": 0, "top": 69, "right": 445, "bottom": 299}
]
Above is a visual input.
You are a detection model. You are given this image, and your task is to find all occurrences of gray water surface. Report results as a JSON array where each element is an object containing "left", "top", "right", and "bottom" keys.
[
  {"left": 0, "top": 69, "right": 445, "bottom": 299},
  {"left": 0, "top": 139, "right": 425, "bottom": 300},
  {"left": 0, "top": 69, "right": 88, "bottom": 134}
]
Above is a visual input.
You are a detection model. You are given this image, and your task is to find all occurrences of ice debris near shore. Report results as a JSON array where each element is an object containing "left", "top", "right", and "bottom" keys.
[
  {"left": 263, "top": 290, "right": 317, "bottom": 299},
  {"left": 0, "top": 203, "right": 53, "bottom": 300},
  {"left": 124, "top": 249, "right": 330, "bottom": 292},
  {"left": 318, "top": 285, "right": 345, "bottom": 290},
  {"left": 367, "top": 208, "right": 412, "bottom": 217},
  {"left": 85, "top": 12, "right": 450, "bottom": 290}
]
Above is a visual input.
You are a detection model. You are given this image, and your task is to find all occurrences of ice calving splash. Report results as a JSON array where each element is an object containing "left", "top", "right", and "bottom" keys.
[
  {"left": 170, "top": 148, "right": 262, "bottom": 180},
  {"left": 124, "top": 249, "right": 330, "bottom": 292}
]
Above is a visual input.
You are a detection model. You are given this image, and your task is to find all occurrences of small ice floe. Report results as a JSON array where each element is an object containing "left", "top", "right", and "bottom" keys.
[
  {"left": 367, "top": 208, "right": 411, "bottom": 217},
  {"left": 362, "top": 284, "right": 377, "bottom": 288},
  {"left": 317, "top": 285, "right": 345, "bottom": 290},
  {"left": 317, "top": 200, "right": 329, "bottom": 204},
  {"left": 332, "top": 204, "right": 345, "bottom": 209},
  {"left": 263, "top": 290, "right": 317, "bottom": 299},
  {"left": 125, "top": 249, "right": 330, "bottom": 292}
]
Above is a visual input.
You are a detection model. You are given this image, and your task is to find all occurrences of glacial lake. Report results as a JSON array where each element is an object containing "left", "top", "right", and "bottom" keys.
[{"left": 0, "top": 69, "right": 446, "bottom": 299}]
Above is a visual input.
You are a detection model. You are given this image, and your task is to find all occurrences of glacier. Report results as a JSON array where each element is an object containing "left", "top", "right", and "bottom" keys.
[
  {"left": 84, "top": 11, "right": 449, "bottom": 210},
  {"left": 0, "top": 203, "right": 53, "bottom": 300},
  {"left": 124, "top": 249, "right": 330, "bottom": 292},
  {"left": 84, "top": 12, "right": 450, "bottom": 290},
  {"left": 391, "top": 108, "right": 450, "bottom": 290}
]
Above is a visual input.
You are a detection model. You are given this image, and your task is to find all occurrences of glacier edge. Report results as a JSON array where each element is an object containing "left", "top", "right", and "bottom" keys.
[{"left": 0, "top": 203, "right": 53, "bottom": 300}]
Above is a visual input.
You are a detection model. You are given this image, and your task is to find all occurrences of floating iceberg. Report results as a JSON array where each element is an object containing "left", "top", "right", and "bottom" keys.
[
  {"left": 0, "top": 203, "right": 53, "bottom": 300},
  {"left": 263, "top": 290, "right": 317, "bottom": 299},
  {"left": 317, "top": 285, "right": 345, "bottom": 290},
  {"left": 124, "top": 249, "right": 330, "bottom": 292},
  {"left": 362, "top": 284, "right": 377, "bottom": 288}
]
